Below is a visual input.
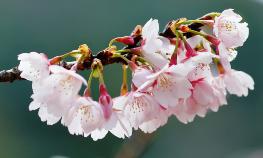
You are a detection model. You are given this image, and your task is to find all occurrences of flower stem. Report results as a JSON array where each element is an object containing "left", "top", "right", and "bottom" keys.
[
  {"left": 98, "top": 70, "right": 105, "bottom": 85},
  {"left": 187, "top": 29, "right": 220, "bottom": 46},
  {"left": 60, "top": 50, "right": 80, "bottom": 59},
  {"left": 187, "top": 29, "right": 207, "bottom": 37},
  {"left": 170, "top": 31, "right": 180, "bottom": 65},
  {"left": 181, "top": 19, "right": 213, "bottom": 25},
  {"left": 120, "top": 64, "right": 128, "bottom": 95},
  {"left": 87, "top": 70, "right": 94, "bottom": 91},
  {"left": 112, "top": 53, "right": 130, "bottom": 63},
  {"left": 115, "top": 49, "right": 131, "bottom": 54},
  {"left": 109, "top": 38, "right": 116, "bottom": 47}
]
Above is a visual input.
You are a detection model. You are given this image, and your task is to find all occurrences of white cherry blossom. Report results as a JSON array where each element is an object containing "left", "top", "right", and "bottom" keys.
[
  {"left": 18, "top": 52, "right": 49, "bottom": 82},
  {"left": 62, "top": 97, "right": 103, "bottom": 135},
  {"left": 214, "top": 9, "right": 249, "bottom": 48},
  {"left": 30, "top": 65, "right": 87, "bottom": 125},
  {"left": 223, "top": 69, "right": 254, "bottom": 97},
  {"left": 139, "top": 106, "right": 169, "bottom": 133},
  {"left": 142, "top": 18, "right": 175, "bottom": 69},
  {"left": 115, "top": 91, "right": 160, "bottom": 130}
]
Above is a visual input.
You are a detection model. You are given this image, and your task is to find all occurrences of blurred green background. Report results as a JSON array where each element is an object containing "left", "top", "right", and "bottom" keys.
[{"left": 0, "top": 0, "right": 262, "bottom": 157}]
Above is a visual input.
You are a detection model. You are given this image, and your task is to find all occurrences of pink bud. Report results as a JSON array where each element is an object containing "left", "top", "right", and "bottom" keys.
[
  {"left": 206, "top": 35, "right": 220, "bottom": 46},
  {"left": 179, "top": 25, "right": 190, "bottom": 32},
  {"left": 128, "top": 61, "right": 137, "bottom": 72},
  {"left": 115, "top": 36, "right": 135, "bottom": 45},
  {"left": 169, "top": 52, "right": 178, "bottom": 66},
  {"left": 49, "top": 56, "right": 62, "bottom": 65},
  {"left": 99, "top": 84, "right": 113, "bottom": 120},
  {"left": 169, "top": 39, "right": 182, "bottom": 66},
  {"left": 184, "top": 41, "right": 197, "bottom": 58}
]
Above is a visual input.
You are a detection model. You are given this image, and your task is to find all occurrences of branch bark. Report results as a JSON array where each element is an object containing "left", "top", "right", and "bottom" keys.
[
  {"left": 0, "top": 50, "right": 131, "bottom": 83},
  {"left": 0, "top": 21, "right": 204, "bottom": 83},
  {"left": 0, "top": 67, "right": 23, "bottom": 83}
]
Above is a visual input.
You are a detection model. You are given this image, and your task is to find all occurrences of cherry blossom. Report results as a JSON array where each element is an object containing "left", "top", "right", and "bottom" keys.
[
  {"left": 89, "top": 84, "right": 132, "bottom": 140},
  {"left": 29, "top": 65, "right": 87, "bottom": 125},
  {"left": 62, "top": 85, "right": 132, "bottom": 140},
  {"left": 18, "top": 52, "right": 49, "bottom": 82},
  {"left": 142, "top": 18, "right": 175, "bottom": 69},
  {"left": 61, "top": 96, "right": 104, "bottom": 135},
  {"left": 217, "top": 43, "right": 254, "bottom": 97},
  {"left": 214, "top": 9, "right": 249, "bottom": 48},
  {"left": 223, "top": 69, "right": 254, "bottom": 97},
  {"left": 139, "top": 106, "right": 169, "bottom": 133},
  {"left": 13, "top": 9, "right": 254, "bottom": 140},
  {"left": 118, "top": 91, "right": 161, "bottom": 130}
]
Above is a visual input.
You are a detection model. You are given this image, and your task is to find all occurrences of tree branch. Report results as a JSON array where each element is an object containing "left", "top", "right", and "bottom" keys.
[
  {"left": 0, "top": 50, "right": 131, "bottom": 83},
  {"left": 0, "top": 67, "right": 23, "bottom": 83},
  {"left": 0, "top": 19, "right": 204, "bottom": 83}
]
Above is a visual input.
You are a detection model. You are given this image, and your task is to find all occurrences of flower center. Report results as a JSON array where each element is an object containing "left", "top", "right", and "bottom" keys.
[
  {"left": 29, "top": 68, "right": 41, "bottom": 80},
  {"left": 59, "top": 76, "right": 75, "bottom": 95},
  {"left": 129, "top": 96, "right": 149, "bottom": 113},
  {"left": 220, "top": 20, "right": 237, "bottom": 32},
  {"left": 157, "top": 74, "right": 173, "bottom": 89},
  {"left": 79, "top": 105, "right": 95, "bottom": 122}
]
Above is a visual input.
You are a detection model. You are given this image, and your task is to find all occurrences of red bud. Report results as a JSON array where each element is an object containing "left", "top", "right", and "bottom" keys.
[
  {"left": 115, "top": 36, "right": 135, "bottom": 45},
  {"left": 99, "top": 84, "right": 113, "bottom": 120},
  {"left": 49, "top": 56, "right": 62, "bottom": 65},
  {"left": 206, "top": 35, "right": 220, "bottom": 46}
]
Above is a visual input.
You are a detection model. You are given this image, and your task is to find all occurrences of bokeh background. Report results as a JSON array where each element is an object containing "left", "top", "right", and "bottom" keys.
[{"left": 0, "top": 0, "right": 262, "bottom": 157}]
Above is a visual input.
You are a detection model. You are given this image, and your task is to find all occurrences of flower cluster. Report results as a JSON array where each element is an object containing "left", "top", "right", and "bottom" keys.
[{"left": 18, "top": 9, "right": 254, "bottom": 140}]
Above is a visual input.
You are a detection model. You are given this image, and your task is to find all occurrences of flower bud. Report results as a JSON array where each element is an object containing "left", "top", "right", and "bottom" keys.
[
  {"left": 78, "top": 44, "right": 91, "bottom": 57},
  {"left": 99, "top": 84, "right": 113, "bottom": 120},
  {"left": 131, "top": 25, "right": 142, "bottom": 36},
  {"left": 49, "top": 56, "right": 62, "bottom": 65},
  {"left": 179, "top": 25, "right": 190, "bottom": 32},
  {"left": 206, "top": 35, "right": 220, "bottom": 46},
  {"left": 115, "top": 36, "right": 135, "bottom": 45},
  {"left": 184, "top": 41, "right": 197, "bottom": 58}
]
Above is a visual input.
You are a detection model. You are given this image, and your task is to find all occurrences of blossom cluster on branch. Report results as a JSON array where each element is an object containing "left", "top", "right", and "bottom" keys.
[{"left": 16, "top": 9, "right": 254, "bottom": 141}]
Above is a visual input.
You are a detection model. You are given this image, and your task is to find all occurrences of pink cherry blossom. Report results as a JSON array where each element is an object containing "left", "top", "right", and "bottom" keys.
[
  {"left": 178, "top": 35, "right": 218, "bottom": 65},
  {"left": 171, "top": 78, "right": 227, "bottom": 124},
  {"left": 109, "top": 110, "right": 133, "bottom": 139},
  {"left": 217, "top": 42, "right": 239, "bottom": 63},
  {"left": 168, "top": 36, "right": 222, "bottom": 123},
  {"left": 18, "top": 52, "right": 49, "bottom": 82},
  {"left": 88, "top": 84, "right": 132, "bottom": 140},
  {"left": 131, "top": 65, "right": 153, "bottom": 91},
  {"left": 115, "top": 91, "right": 160, "bottom": 130},
  {"left": 142, "top": 18, "right": 175, "bottom": 69},
  {"left": 12, "top": 11, "right": 255, "bottom": 140},
  {"left": 135, "top": 63, "right": 194, "bottom": 108},
  {"left": 62, "top": 96, "right": 104, "bottom": 135},
  {"left": 29, "top": 65, "right": 87, "bottom": 125},
  {"left": 209, "top": 77, "right": 227, "bottom": 112},
  {"left": 214, "top": 9, "right": 249, "bottom": 48},
  {"left": 217, "top": 44, "right": 254, "bottom": 97},
  {"left": 171, "top": 79, "right": 216, "bottom": 124},
  {"left": 223, "top": 69, "right": 254, "bottom": 97},
  {"left": 62, "top": 90, "right": 132, "bottom": 140},
  {"left": 139, "top": 106, "right": 169, "bottom": 133}
]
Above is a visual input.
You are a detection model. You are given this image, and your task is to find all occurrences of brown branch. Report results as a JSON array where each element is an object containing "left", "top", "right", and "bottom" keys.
[
  {"left": 0, "top": 18, "right": 205, "bottom": 83},
  {"left": 0, "top": 49, "right": 132, "bottom": 83},
  {"left": 0, "top": 67, "right": 23, "bottom": 83}
]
